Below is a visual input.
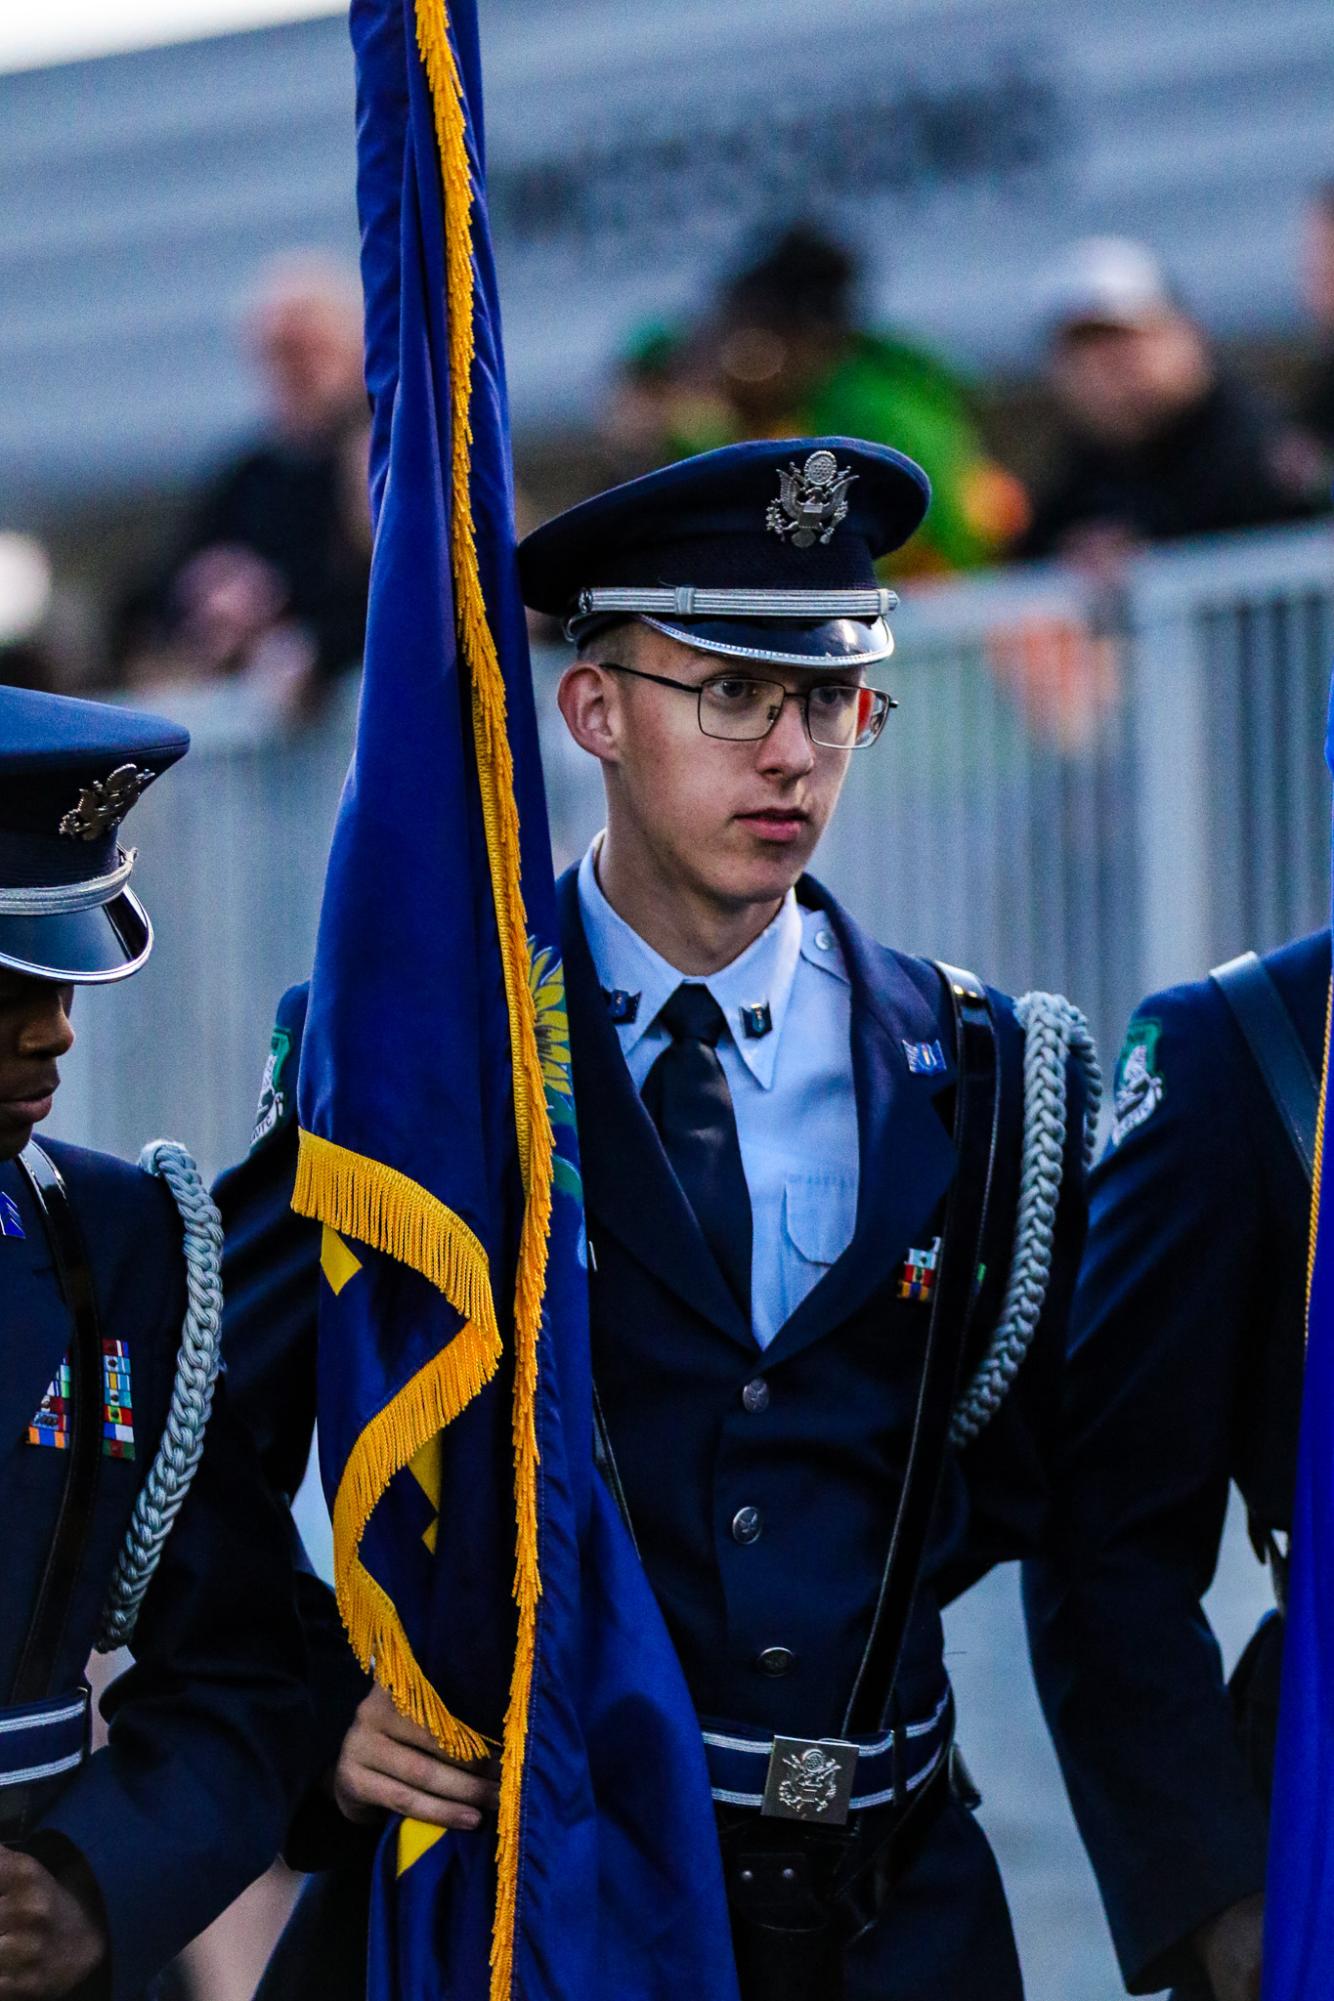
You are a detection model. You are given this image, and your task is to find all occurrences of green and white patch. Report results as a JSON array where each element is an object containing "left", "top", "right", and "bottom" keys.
[
  {"left": 1111, "top": 1017, "right": 1165, "bottom": 1148},
  {"left": 250, "top": 1023, "right": 294, "bottom": 1150}
]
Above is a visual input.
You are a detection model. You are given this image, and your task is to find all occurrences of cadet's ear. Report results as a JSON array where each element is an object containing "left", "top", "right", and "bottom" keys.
[{"left": 557, "top": 661, "right": 621, "bottom": 766}]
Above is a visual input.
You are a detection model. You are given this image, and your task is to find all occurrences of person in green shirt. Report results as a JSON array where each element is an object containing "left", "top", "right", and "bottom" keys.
[{"left": 610, "top": 223, "right": 1029, "bottom": 575}]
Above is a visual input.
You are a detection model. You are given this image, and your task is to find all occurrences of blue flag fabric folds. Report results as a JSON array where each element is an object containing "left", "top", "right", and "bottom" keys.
[
  {"left": 1262, "top": 679, "right": 1334, "bottom": 2001},
  {"left": 294, "top": 0, "right": 738, "bottom": 1993}
]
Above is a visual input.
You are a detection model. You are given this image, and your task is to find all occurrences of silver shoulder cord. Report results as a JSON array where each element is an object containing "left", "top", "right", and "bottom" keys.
[
  {"left": 97, "top": 1140, "right": 225, "bottom": 1651},
  {"left": 949, "top": 993, "right": 1102, "bottom": 1448}
]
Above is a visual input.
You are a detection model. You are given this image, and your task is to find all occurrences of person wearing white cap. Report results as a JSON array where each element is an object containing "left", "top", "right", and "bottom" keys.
[{"left": 1021, "top": 236, "right": 1317, "bottom": 564}]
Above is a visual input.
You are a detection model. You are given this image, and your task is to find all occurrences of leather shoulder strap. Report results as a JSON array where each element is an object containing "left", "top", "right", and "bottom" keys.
[
  {"left": 11, "top": 1142, "right": 104, "bottom": 1707},
  {"left": 841, "top": 962, "right": 1001, "bottom": 1737},
  {"left": 1210, "top": 952, "right": 1319, "bottom": 1185}
]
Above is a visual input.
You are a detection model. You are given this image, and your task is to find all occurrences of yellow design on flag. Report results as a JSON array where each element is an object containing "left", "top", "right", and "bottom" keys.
[
  {"left": 409, "top": 1437, "right": 442, "bottom": 1553},
  {"left": 321, "top": 1225, "right": 364, "bottom": 1296},
  {"left": 397, "top": 1816, "right": 448, "bottom": 1877}
]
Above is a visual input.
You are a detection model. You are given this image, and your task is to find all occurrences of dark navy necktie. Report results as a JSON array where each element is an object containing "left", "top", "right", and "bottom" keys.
[{"left": 641, "top": 982, "right": 753, "bottom": 1316}]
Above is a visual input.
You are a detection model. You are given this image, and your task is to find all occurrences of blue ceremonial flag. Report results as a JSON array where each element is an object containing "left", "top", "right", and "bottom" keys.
[
  {"left": 1262, "top": 677, "right": 1334, "bottom": 2001},
  {"left": 294, "top": 1, "right": 739, "bottom": 1994}
]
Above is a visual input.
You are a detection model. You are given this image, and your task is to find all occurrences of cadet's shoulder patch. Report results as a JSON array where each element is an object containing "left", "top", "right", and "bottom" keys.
[
  {"left": 250, "top": 1021, "right": 295, "bottom": 1151},
  {"left": 1111, "top": 1017, "right": 1165, "bottom": 1148}
]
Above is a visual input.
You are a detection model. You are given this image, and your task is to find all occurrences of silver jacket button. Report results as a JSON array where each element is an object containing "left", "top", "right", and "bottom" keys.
[
  {"left": 731, "top": 1505, "right": 763, "bottom": 1545},
  {"left": 741, "top": 1378, "right": 770, "bottom": 1413},
  {"left": 755, "top": 1646, "right": 796, "bottom": 1676}
]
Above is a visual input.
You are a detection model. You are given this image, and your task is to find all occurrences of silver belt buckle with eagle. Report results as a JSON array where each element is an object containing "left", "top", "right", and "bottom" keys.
[{"left": 761, "top": 1734, "right": 860, "bottom": 1826}]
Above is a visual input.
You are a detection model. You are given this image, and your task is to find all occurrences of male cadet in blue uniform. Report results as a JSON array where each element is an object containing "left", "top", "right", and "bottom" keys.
[
  {"left": 1025, "top": 932, "right": 1328, "bottom": 2001},
  {"left": 216, "top": 439, "right": 1092, "bottom": 2001},
  {"left": 0, "top": 686, "right": 312, "bottom": 2000}
]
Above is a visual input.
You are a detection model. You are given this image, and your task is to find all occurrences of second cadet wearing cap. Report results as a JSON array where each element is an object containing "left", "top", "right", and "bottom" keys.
[
  {"left": 0, "top": 686, "right": 312, "bottom": 2001},
  {"left": 209, "top": 434, "right": 1093, "bottom": 2001},
  {"left": 0, "top": 685, "right": 187, "bottom": 985}
]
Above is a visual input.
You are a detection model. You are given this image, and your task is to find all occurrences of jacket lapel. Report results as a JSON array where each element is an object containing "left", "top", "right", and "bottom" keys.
[
  {"left": 559, "top": 870, "right": 754, "bottom": 1351},
  {"left": 0, "top": 1161, "right": 68, "bottom": 1472},
  {"left": 762, "top": 884, "right": 958, "bottom": 1369}
]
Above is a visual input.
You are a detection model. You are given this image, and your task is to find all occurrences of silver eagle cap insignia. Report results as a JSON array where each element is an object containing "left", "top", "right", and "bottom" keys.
[
  {"left": 59, "top": 765, "right": 155, "bottom": 842},
  {"left": 765, "top": 449, "right": 858, "bottom": 549}
]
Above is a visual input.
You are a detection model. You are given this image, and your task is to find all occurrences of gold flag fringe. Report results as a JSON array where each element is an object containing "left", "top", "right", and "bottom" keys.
[
  {"left": 296, "top": 1130, "right": 500, "bottom": 1324},
  {"left": 294, "top": 1129, "right": 502, "bottom": 1759},
  {"left": 414, "top": 4, "right": 552, "bottom": 1995},
  {"left": 299, "top": 0, "right": 555, "bottom": 1982}
]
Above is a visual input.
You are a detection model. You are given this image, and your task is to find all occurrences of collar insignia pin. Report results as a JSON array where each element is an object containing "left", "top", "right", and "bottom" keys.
[
  {"left": 59, "top": 764, "right": 155, "bottom": 842},
  {"left": 765, "top": 449, "right": 858, "bottom": 549},
  {"left": 601, "top": 987, "right": 641, "bottom": 1026},
  {"left": 740, "top": 1002, "right": 772, "bottom": 1040},
  {"left": 0, "top": 1191, "right": 25, "bottom": 1239},
  {"left": 903, "top": 1038, "right": 946, "bottom": 1076}
]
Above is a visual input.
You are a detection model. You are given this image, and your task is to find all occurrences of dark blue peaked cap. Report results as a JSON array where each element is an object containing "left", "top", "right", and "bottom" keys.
[
  {"left": 0, "top": 685, "right": 188, "bottom": 982},
  {"left": 517, "top": 437, "right": 930, "bottom": 668}
]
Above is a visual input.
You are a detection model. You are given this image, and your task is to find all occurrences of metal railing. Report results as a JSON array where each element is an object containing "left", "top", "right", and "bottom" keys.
[{"left": 44, "top": 516, "right": 1334, "bottom": 1178}]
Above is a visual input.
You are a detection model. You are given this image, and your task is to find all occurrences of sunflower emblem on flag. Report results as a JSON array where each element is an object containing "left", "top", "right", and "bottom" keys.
[
  {"left": 529, "top": 942, "right": 573, "bottom": 1105},
  {"left": 528, "top": 940, "right": 585, "bottom": 1224}
]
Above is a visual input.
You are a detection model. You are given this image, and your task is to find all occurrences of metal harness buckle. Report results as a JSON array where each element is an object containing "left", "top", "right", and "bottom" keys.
[{"left": 761, "top": 1735, "right": 860, "bottom": 1827}]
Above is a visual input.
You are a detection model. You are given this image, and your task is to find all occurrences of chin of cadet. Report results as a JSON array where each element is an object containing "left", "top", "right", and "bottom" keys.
[{"left": 0, "top": 686, "right": 311, "bottom": 2001}]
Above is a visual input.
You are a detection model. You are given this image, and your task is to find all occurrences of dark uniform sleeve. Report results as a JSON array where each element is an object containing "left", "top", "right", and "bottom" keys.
[
  {"left": 1022, "top": 985, "right": 1271, "bottom": 1993},
  {"left": 212, "top": 983, "right": 373, "bottom": 1868},
  {"left": 33, "top": 1195, "right": 313, "bottom": 2001}
]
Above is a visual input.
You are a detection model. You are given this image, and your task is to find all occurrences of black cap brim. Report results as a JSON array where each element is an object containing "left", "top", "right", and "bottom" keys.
[{"left": 0, "top": 889, "right": 152, "bottom": 984}]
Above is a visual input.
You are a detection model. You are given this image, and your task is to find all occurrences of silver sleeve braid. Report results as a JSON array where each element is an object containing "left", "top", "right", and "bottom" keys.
[
  {"left": 96, "top": 1140, "right": 225, "bottom": 1651},
  {"left": 949, "top": 993, "right": 1101, "bottom": 1449}
]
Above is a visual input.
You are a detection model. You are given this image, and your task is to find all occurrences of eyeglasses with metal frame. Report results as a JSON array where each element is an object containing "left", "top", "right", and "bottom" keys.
[{"left": 596, "top": 662, "right": 896, "bottom": 749}]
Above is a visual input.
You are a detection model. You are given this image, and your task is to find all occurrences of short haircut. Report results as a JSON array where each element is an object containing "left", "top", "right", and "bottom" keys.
[{"left": 574, "top": 617, "right": 641, "bottom": 664}]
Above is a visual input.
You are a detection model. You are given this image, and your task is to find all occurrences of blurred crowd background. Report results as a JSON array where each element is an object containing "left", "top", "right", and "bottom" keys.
[
  {"left": 2, "top": 0, "right": 1334, "bottom": 709},
  {"left": 5, "top": 1, "right": 1334, "bottom": 1996}
]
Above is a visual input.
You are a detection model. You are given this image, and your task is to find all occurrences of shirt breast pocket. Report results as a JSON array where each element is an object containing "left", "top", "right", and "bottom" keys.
[{"left": 783, "top": 1174, "right": 857, "bottom": 1271}]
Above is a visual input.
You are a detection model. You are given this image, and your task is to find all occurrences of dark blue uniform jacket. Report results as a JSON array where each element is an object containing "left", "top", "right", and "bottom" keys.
[
  {"left": 0, "top": 1138, "right": 312, "bottom": 2001},
  {"left": 218, "top": 870, "right": 1088, "bottom": 1823},
  {"left": 1023, "top": 930, "right": 1326, "bottom": 1993}
]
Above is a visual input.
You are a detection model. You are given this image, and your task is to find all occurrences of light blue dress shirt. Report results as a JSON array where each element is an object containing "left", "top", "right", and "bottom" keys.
[{"left": 577, "top": 840, "right": 859, "bottom": 1348}]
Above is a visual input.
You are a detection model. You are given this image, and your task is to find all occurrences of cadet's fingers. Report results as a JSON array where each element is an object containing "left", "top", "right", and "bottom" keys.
[
  {"left": 355, "top": 1739, "right": 499, "bottom": 1809},
  {"left": 345, "top": 1766, "right": 488, "bottom": 1830},
  {"left": 355, "top": 1684, "right": 442, "bottom": 1753}
]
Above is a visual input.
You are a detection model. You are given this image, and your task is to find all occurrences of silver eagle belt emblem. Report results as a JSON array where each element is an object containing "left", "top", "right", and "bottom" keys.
[
  {"left": 761, "top": 1734, "right": 860, "bottom": 1825},
  {"left": 765, "top": 449, "right": 857, "bottom": 549}
]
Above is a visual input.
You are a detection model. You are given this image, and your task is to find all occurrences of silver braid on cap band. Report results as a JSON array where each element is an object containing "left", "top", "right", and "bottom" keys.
[
  {"left": 949, "top": 993, "right": 1101, "bottom": 1448},
  {"left": 0, "top": 849, "right": 136, "bottom": 917},
  {"left": 97, "top": 1140, "right": 224, "bottom": 1650},
  {"left": 572, "top": 585, "right": 899, "bottom": 622}
]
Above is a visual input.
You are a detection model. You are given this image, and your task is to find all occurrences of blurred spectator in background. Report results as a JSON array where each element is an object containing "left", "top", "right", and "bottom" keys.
[
  {"left": 608, "top": 222, "right": 1030, "bottom": 576},
  {"left": 116, "top": 254, "right": 371, "bottom": 715},
  {"left": 0, "top": 531, "right": 68, "bottom": 693},
  {"left": 1298, "top": 182, "right": 1334, "bottom": 460},
  {"left": 1021, "top": 238, "right": 1322, "bottom": 571}
]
